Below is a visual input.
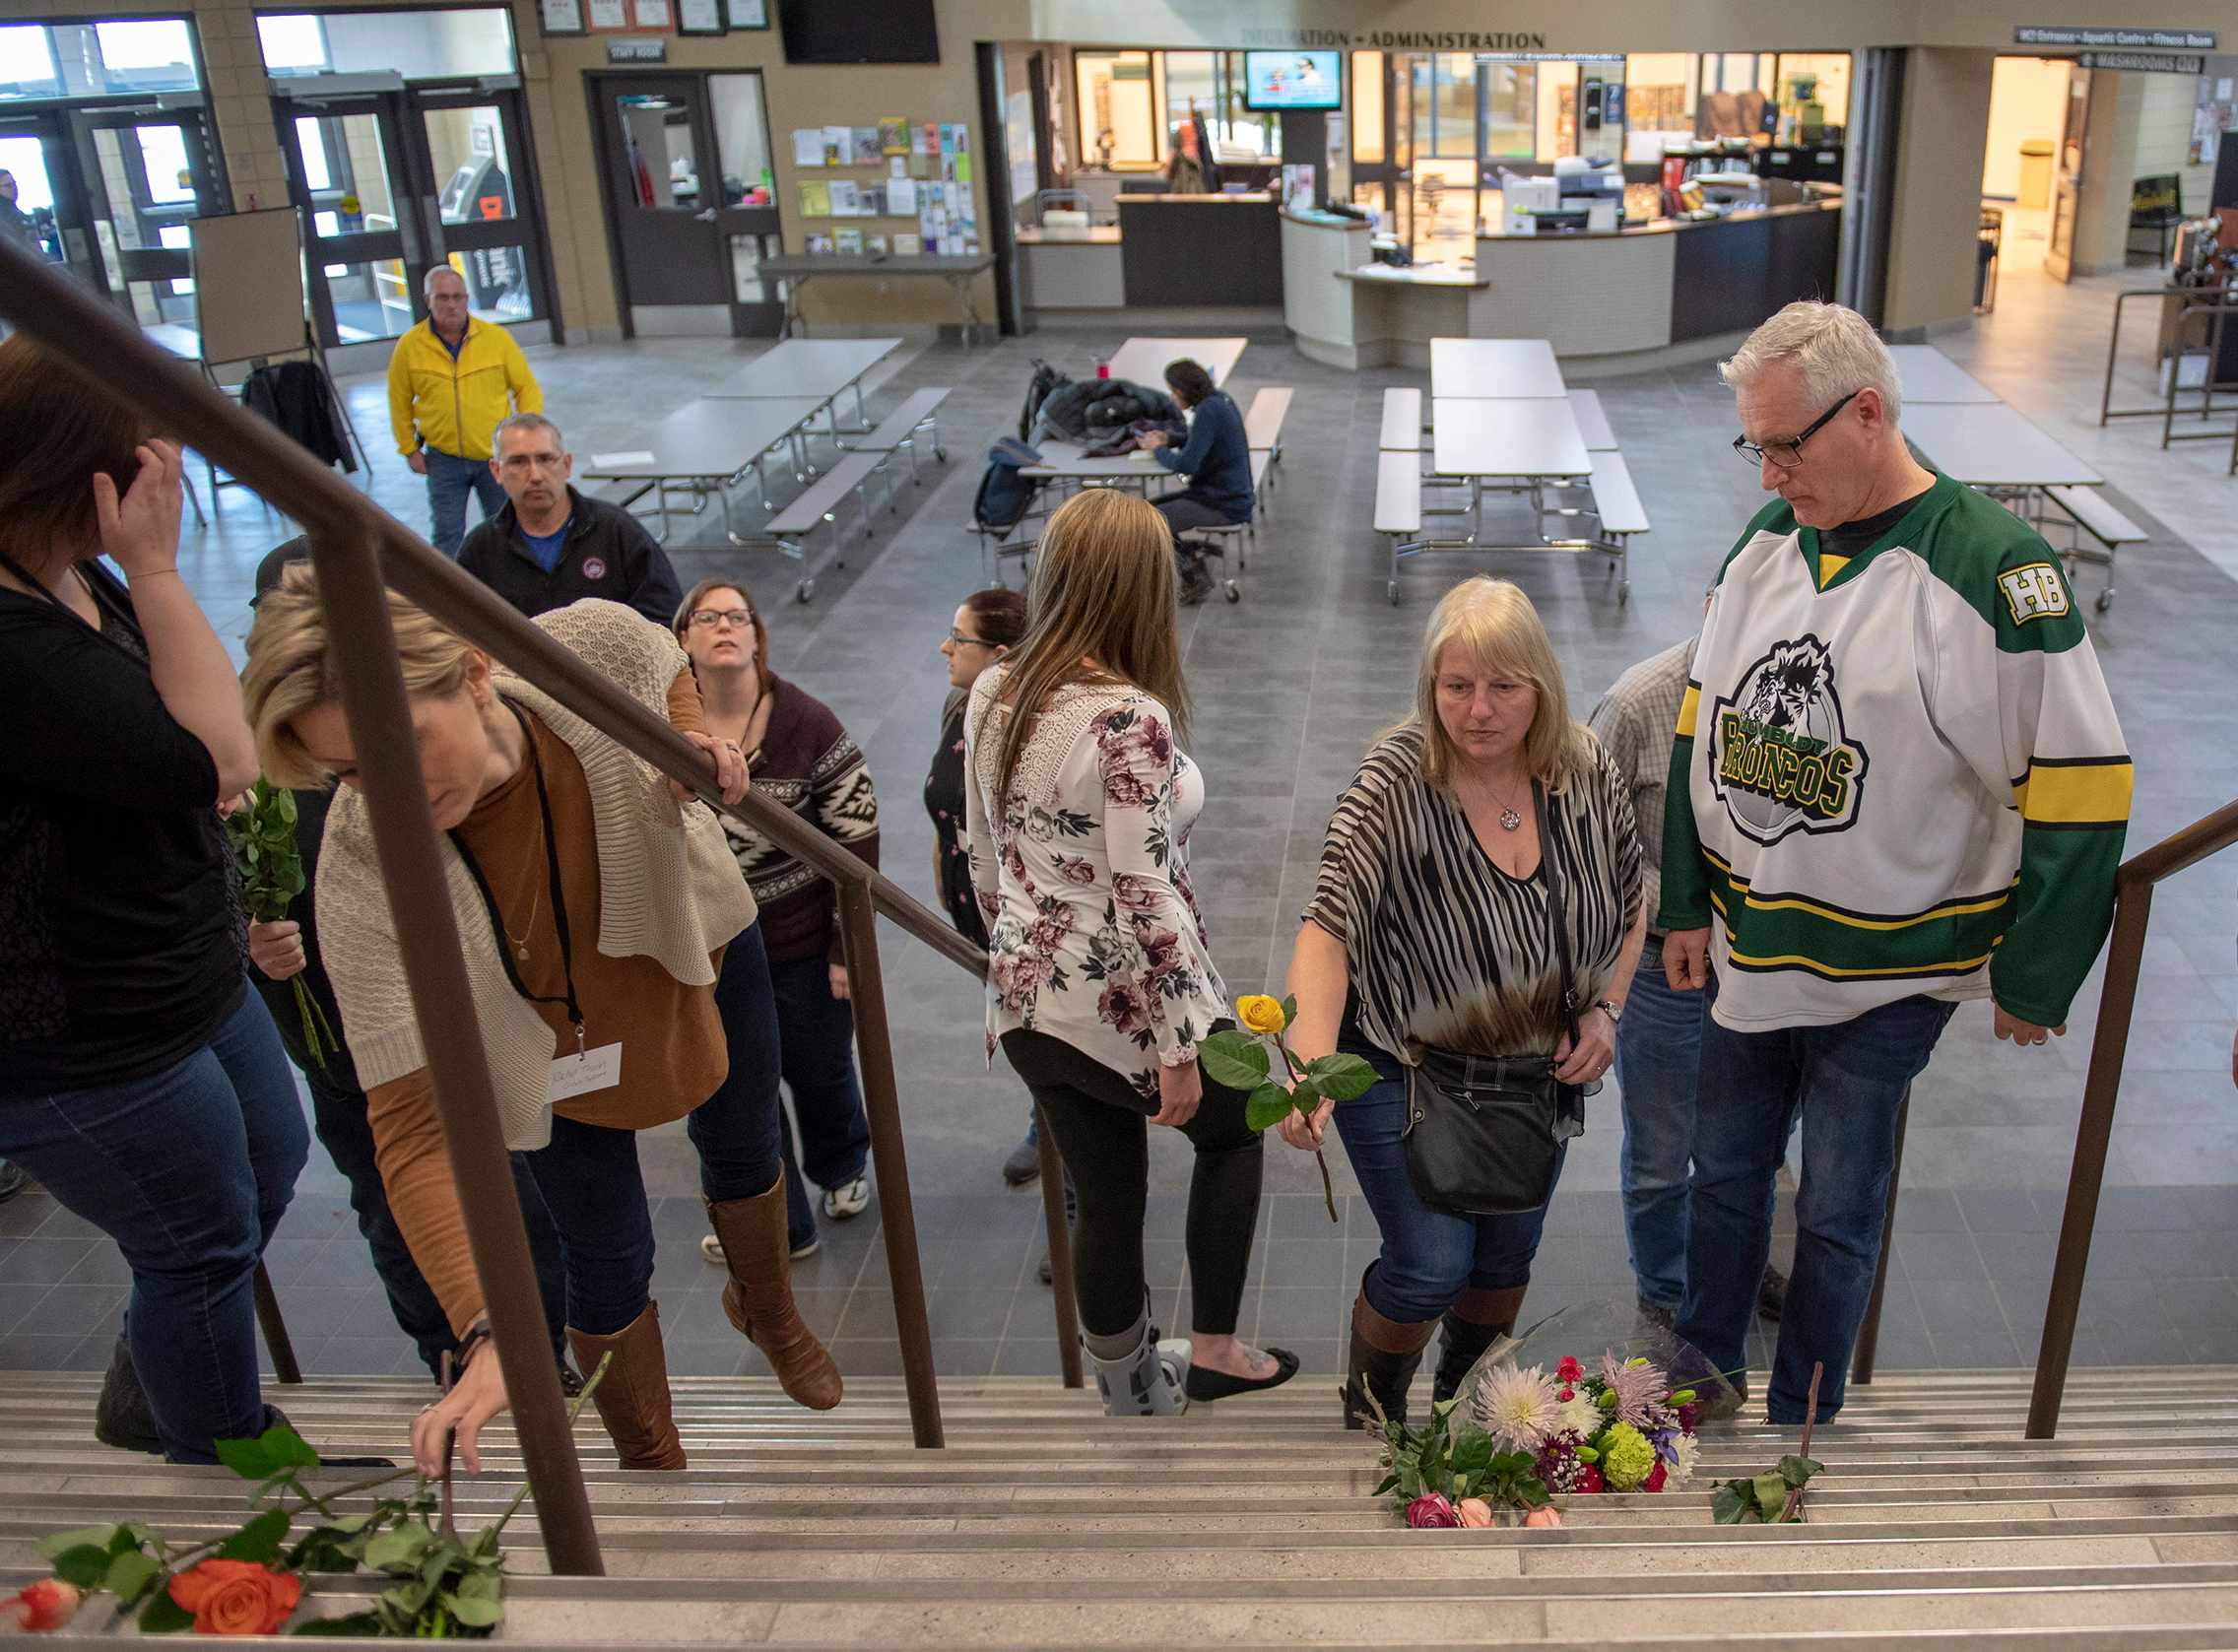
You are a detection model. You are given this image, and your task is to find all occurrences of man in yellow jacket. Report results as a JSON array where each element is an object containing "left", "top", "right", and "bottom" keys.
[{"left": 387, "top": 265, "right": 543, "bottom": 556}]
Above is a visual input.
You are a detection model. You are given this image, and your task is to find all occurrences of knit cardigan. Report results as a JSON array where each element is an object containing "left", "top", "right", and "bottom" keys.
[{"left": 318, "top": 600, "right": 757, "bottom": 1150}]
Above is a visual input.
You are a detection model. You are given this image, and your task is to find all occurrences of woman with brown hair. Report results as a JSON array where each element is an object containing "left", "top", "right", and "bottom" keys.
[
  {"left": 242, "top": 576, "right": 841, "bottom": 1480},
  {"left": 673, "top": 577, "right": 880, "bottom": 1253},
  {"left": 964, "top": 487, "right": 1294, "bottom": 1415},
  {"left": 0, "top": 333, "right": 315, "bottom": 1465}
]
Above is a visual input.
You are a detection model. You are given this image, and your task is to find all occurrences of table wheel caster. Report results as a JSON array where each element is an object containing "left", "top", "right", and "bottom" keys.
[
  {"left": 935, "top": 445, "right": 948, "bottom": 462},
  {"left": 1387, "top": 581, "right": 1401, "bottom": 605},
  {"left": 796, "top": 579, "right": 814, "bottom": 604},
  {"left": 2095, "top": 588, "right": 2114, "bottom": 613},
  {"left": 1223, "top": 580, "right": 1240, "bottom": 603}
]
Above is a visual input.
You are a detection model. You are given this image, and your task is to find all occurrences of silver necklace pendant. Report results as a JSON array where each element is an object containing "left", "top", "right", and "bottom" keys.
[
  {"left": 1499, "top": 807, "right": 1523, "bottom": 831},
  {"left": 517, "top": 944, "right": 531, "bottom": 962}
]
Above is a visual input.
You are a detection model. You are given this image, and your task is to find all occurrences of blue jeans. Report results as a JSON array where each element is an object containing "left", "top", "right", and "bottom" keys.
[
  {"left": 766, "top": 951, "right": 871, "bottom": 1195},
  {"left": 1332, "top": 1043, "right": 1564, "bottom": 1326},
  {"left": 1677, "top": 973, "right": 1955, "bottom": 1423},
  {"left": 0, "top": 990, "right": 309, "bottom": 1463},
  {"left": 527, "top": 923, "right": 791, "bottom": 1335},
  {"left": 422, "top": 444, "right": 504, "bottom": 558},
  {"left": 1614, "top": 934, "right": 1703, "bottom": 1310},
  {"left": 296, "top": 1052, "right": 570, "bottom": 1378},
  {"left": 706, "top": 924, "right": 813, "bottom": 1252}
]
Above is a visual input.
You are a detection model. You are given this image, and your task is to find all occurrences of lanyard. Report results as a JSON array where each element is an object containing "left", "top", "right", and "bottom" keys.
[{"left": 449, "top": 699, "right": 586, "bottom": 1053}]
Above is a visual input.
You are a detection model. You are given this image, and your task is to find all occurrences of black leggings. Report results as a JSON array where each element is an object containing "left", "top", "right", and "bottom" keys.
[{"left": 1001, "top": 1027, "right": 1263, "bottom": 1340}]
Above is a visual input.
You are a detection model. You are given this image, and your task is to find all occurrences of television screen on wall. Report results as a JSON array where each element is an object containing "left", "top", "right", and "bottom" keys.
[
  {"left": 1241, "top": 50, "right": 1342, "bottom": 110},
  {"left": 775, "top": 0, "right": 937, "bottom": 63}
]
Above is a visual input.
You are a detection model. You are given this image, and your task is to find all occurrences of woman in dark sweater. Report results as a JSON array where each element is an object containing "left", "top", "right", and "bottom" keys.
[
  {"left": 1136, "top": 358, "right": 1253, "bottom": 606},
  {"left": 0, "top": 334, "right": 311, "bottom": 1464},
  {"left": 677, "top": 579, "right": 881, "bottom": 1242}
]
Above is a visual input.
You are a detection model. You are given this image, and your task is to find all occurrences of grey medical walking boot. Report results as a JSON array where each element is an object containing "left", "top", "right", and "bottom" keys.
[{"left": 1085, "top": 1313, "right": 1191, "bottom": 1417}]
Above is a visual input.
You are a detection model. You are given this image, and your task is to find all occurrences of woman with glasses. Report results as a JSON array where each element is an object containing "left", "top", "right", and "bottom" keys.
[{"left": 676, "top": 579, "right": 881, "bottom": 1257}]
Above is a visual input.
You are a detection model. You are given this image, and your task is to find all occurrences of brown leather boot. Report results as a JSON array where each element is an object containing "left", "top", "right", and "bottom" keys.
[
  {"left": 565, "top": 1301, "right": 687, "bottom": 1470},
  {"left": 1342, "top": 1271, "right": 1440, "bottom": 1431},
  {"left": 705, "top": 1181, "right": 843, "bottom": 1411},
  {"left": 1431, "top": 1285, "right": 1529, "bottom": 1404}
]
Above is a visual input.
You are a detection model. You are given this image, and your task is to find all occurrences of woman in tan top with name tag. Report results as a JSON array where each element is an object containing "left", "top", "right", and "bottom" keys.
[{"left": 242, "top": 572, "right": 840, "bottom": 1477}]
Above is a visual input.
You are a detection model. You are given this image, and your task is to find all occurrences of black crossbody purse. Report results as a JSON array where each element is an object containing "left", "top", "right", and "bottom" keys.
[{"left": 1401, "top": 779, "right": 1590, "bottom": 1218}]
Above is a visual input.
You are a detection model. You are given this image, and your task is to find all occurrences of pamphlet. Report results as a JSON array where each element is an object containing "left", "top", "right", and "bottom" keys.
[
  {"left": 790, "top": 128, "right": 825, "bottom": 167},
  {"left": 852, "top": 127, "right": 883, "bottom": 165},
  {"left": 893, "top": 232, "right": 922, "bottom": 256},
  {"left": 889, "top": 156, "right": 909, "bottom": 179},
  {"left": 823, "top": 125, "right": 850, "bottom": 165},
  {"left": 796, "top": 179, "right": 830, "bottom": 216},
  {"left": 834, "top": 228, "right": 864, "bottom": 255},
  {"left": 805, "top": 232, "right": 834, "bottom": 254},
  {"left": 827, "top": 179, "right": 859, "bottom": 215},
  {"left": 868, "top": 232, "right": 889, "bottom": 254},
  {"left": 879, "top": 117, "right": 908, "bottom": 157}
]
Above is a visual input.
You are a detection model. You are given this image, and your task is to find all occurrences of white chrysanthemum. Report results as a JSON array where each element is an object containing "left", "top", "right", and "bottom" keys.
[
  {"left": 1474, "top": 1362, "right": 1563, "bottom": 1453},
  {"left": 1553, "top": 1391, "right": 1605, "bottom": 1440},
  {"left": 1665, "top": 1430, "right": 1702, "bottom": 1487}
]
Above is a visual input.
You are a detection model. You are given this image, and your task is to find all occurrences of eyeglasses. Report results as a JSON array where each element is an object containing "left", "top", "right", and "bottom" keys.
[
  {"left": 947, "top": 628, "right": 994, "bottom": 648},
  {"left": 688, "top": 609, "right": 754, "bottom": 629},
  {"left": 1732, "top": 388, "right": 1861, "bottom": 469}
]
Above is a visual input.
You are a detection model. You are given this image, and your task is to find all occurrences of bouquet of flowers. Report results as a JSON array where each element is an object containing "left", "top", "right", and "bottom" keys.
[{"left": 1471, "top": 1350, "right": 1702, "bottom": 1498}]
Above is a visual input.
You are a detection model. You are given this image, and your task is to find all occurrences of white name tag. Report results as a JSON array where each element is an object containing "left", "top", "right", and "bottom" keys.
[{"left": 549, "top": 1042, "right": 623, "bottom": 1102}]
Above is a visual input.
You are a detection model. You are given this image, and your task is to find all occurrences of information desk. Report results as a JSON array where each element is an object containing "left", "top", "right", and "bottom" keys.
[
  {"left": 1018, "top": 197, "right": 1281, "bottom": 315},
  {"left": 1287, "top": 201, "right": 1840, "bottom": 371}
]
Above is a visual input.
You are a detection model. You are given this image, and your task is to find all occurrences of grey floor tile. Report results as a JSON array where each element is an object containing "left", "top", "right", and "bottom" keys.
[{"left": 1929, "top": 1329, "right": 2026, "bottom": 1368}]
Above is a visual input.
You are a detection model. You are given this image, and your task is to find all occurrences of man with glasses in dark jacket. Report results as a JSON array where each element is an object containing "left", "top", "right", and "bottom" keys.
[{"left": 459, "top": 412, "right": 682, "bottom": 624}]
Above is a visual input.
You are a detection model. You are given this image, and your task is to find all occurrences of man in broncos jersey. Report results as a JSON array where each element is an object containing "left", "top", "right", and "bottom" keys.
[{"left": 1661, "top": 302, "right": 2130, "bottom": 1425}]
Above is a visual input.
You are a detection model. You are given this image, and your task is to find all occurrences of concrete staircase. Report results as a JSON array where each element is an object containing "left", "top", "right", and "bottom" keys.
[{"left": 6, "top": 1367, "right": 2238, "bottom": 1646}]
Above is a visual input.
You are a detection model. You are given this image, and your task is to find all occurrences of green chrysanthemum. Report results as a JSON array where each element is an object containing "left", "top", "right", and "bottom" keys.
[{"left": 1598, "top": 1422, "right": 1657, "bottom": 1491}]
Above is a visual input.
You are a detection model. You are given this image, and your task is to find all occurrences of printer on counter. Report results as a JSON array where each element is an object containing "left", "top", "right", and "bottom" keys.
[{"left": 1496, "top": 159, "right": 1623, "bottom": 234}]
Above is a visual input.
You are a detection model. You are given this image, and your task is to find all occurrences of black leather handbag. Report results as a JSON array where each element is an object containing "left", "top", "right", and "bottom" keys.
[{"left": 1402, "top": 780, "right": 1589, "bottom": 1218}]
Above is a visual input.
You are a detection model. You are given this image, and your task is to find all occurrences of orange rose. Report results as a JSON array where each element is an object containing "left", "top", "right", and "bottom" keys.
[
  {"left": 3, "top": 1579, "right": 81, "bottom": 1632},
  {"left": 1455, "top": 1497, "right": 1494, "bottom": 1528},
  {"left": 167, "top": 1560, "right": 302, "bottom": 1636},
  {"left": 1523, "top": 1505, "right": 1565, "bottom": 1528}
]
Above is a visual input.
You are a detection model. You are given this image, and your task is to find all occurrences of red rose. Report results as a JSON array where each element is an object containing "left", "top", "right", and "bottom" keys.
[
  {"left": 1556, "top": 1356, "right": 1583, "bottom": 1383},
  {"left": 1574, "top": 1465, "right": 1604, "bottom": 1493},
  {"left": 168, "top": 1560, "right": 302, "bottom": 1636},
  {"left": 1643, "top": 1460, "right": 1669, "bottom": 1492},
  {"left": 2, "top": 1579, "right": 80, "bottom": 1633},
  {"left": 1556, "top": 1387, "right": 1574, "bottom": 1402}
]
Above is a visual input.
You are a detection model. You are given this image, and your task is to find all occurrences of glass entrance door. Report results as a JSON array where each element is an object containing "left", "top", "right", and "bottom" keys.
[
  {"left": 0, "top": 114, "right": 81, "bottom": 273},
  {"left": 71, "top": 109, "right": 219, "bottom": 350},
  {"left": 278, "top": 83, "right": 548, "bottom": 348}
]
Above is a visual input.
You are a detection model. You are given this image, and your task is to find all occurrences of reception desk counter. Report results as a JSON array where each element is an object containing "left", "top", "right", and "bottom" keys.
[
  {"left": 1284, "top": 201, "right": 1840, "bottom": 372},
  {"left": 1019, "top": 194, "right": 1283, "bottom": 320}
]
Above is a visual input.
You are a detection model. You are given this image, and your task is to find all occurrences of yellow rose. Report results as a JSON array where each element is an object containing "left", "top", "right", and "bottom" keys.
[{"left": 1237, "top": 995, "right": 1286, "bottom": 1035}]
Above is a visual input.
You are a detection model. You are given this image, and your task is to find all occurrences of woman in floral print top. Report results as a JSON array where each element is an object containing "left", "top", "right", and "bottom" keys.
[{"left": 963, "top": 489, "right": 1294, "bottom": 1416}]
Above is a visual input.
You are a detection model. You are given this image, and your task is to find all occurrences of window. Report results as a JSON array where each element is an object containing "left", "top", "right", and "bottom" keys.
[
  {"left": 1483, "top": 62, "right": 1534, "bottom": 159},
  {"left": 1074, "top": 50, "right": 1158, "bottom": 168},
  {"left": 1413, "top": 53, "right": 1476, "bottom": 159},
  {"left": 260, "top": 9, "right": 515, "bottom": 82},
  {"left": 1351, "top": 51, "right": 1384, "bottom": 164},
  {"left": 0, "top": 19, "right": 201, "bottom": 99}
]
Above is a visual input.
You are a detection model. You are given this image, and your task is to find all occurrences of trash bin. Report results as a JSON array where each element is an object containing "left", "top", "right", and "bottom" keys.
[{"left": 2017, "top": 139, "right": 2055, "bottom": 209}]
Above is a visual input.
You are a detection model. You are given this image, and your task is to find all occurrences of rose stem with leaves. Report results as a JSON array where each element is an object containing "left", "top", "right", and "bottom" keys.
[
  {"left": 1273, "top": 1036, "right": 1341, "bottom": 1222},
  {"left": 1778, "top": 1361, "right": 1824, "bottom": 1523}
]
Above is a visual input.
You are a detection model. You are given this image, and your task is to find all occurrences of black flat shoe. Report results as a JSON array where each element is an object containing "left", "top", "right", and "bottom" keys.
[{"left": 1185, "top": 1348, "right": 1299, "bottom": 1402}]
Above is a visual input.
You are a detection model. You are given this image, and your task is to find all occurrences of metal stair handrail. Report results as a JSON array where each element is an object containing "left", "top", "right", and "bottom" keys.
[
  {"left": 2026, "top": 796, "right": 2238, "bottom": 1437},
  {"left": 0, "top": 237, "right": 1083, "bottom": 1576}
]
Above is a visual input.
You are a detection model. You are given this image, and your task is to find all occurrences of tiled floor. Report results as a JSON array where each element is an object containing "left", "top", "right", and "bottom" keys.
[{"left": 6, "top": 242, "right": 2238, "bottom": 1399}]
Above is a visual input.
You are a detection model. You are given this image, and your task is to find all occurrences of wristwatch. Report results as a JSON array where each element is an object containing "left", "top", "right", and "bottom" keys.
[{"left": 1595, "top": 998, "right": 1623, "bottom": 1025}]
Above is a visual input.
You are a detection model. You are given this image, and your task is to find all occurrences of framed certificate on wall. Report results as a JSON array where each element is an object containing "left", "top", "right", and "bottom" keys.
[
  {"left": 539, "top": 0, "right": 585, "bottom": 32},
  {"left": 726, "top": 0, "right": 768, "bottom": 26},
  {"left": 677, "top": 0, "right": 722, "bottom": 32}
]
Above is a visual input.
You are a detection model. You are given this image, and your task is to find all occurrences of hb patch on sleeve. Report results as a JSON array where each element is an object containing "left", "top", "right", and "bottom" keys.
[{"left": 1997, "top": 562, "right": 2072, "bottom": 625}]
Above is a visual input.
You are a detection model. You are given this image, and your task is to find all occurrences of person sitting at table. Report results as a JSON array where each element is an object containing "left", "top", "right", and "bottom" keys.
[{"left": 1135, "top": 359, "right": 1251, "bottom": 608}]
